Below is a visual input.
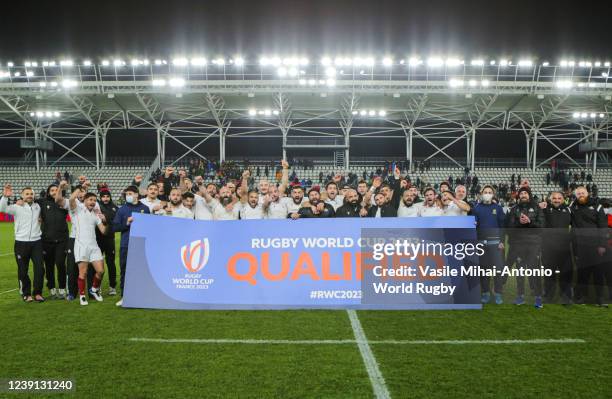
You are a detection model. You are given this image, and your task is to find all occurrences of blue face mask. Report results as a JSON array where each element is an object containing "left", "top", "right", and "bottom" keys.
[{"left": 125, "top": 195, "right": 134, "bottom": 204}]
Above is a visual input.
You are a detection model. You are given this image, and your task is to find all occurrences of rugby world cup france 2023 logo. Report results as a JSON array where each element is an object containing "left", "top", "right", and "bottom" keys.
[{"left": 180, "top": 238, "right": 210, "bottom": 273}]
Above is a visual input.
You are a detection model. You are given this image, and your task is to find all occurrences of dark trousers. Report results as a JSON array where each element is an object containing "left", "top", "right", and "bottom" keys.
[
  {"left": 66, "top": 238, "right": 78, "bottom": 297},
  {"left": 119, "top": 246, "right": 128, "bottom": 295},
  {"left": 42, "top": 240, "right": 67, "bottom": 290},
  {"left": 479, "top": 243, "right": 506, "bottom": 294},
  {"left": 513, "top": 243, "right": 542, "bottom": 297},
  {"left": 575, "top": 245, "right": 606, "bottom": 301},
  {"left": 542, "top": 246, "right": 573, "bottom": 300},
  {"left": 87, "top": 235, "right": 116, "bottom": 289},
  {"left": 14, "top": 240, "right": 44, "bottom": 297}
]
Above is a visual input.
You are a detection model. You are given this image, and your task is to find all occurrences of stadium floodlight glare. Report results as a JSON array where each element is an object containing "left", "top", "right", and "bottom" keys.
[
  {"left": 50, "top": 82, "right": 58, "bottom": 87},
  {"left": 172, "top": 58, "right": 188, "bottom": 67},
  {"left": 277, "top": 67, "right": 288, "bottom": 77},
  {"left": 364, "top": 57, "right": 375, "bottom": 67},
  {"left": 408, "top": 57, "right": 421, "bottom": 67},
  {"left": 359, "top": 110, "right": 367, "bottom": 116},
  {"left": 580, "top": 112, "right": 587, "bottom": 118},
  {"left": 325, "top": 67, "right": 336, "bottom": 77},
  {"left": 470, "top": 59, "right": 485, "bottom": 66},
  {"left": 113, "top": 59, "right": 125, "bottom": 67},
  {"left": 542, "top": 62, "right": 550, "bottom": 67},
  {"left": 481, "top": 79, "right": 490, "bottom": 87},
  {"left": 556, "top": 80, "right": 573, "bottom": 89},
  {"left": 190, "top": 57, "right": 207, "bottom": 66},
  {"left": 233, "top": 57, "right": 244, "bottom": 66},
  {"left": 600, "top": 113, "right": 605, "bottom": 118},
  {"left": 368, "top": 110, "right": 376, "bottom": 116},
  {"left": 445, "top": 58, "right": 463, "bottom": 67},
  {"left": 321, "top": 56, "right": 332, "bottom": 66},
  {"left": 24, "top": 61, "right": 31, "bottom": 67},
  {"left": 560, "top": 60, "right": 568, "bottom": 67},
  {"left": 39, "top": 82, "right": 47, "bottom": 87},
  {"left": 61, "top": 79, "right": 77, "bottom": 88},
  {"left": 468, "top": 79, "right": 477, "bottom": 87},
  {"left": 248, "top": 109, "right": 256, "bottom": 116},
  {"left": 299, "top": 57, "right": 309, "bottom": 66},
  {"left": 168, "top": 77, "right": 185, "bottom": 87},
  {"left": 499, "top": 59, "right": 509, "bottom": 67},
  {"left": 590, "top": 113, "right": 596, "bottom": 118},
  {"left": 152, "top": 79, "right": 166, "bottom": 86},
  {"left": 326, "top": 79, "right": 336, "bottom": 87},
  {"left": 60, "top": 60, "right": 74, "bottom": 67},
  {"left": 154, "top": 59, "right": 163, "bottom": 66},
  {"left": 36, "top": 111, "right": 44, "bottom": 117},
  {"left": 382, "top": 57, "right": 393, "bottom": 67},
  {"left": 594, "top": 61, "right": 601, "bottom": 67},
  {"left": 272, "top": 110, "right": 279, "bottom": 116},
  {"left": 298, "top": 79, "right": 306, "bottom": 85},
  {"left": 518, "top": 60, "right": 533, "bottom": 67},
  {"left": 212, "top": 58, "right": 225, "bottom": 66},
  {"left": 101, "top": 60, "right": 110, "bottom": 66},
  {"left": 572, "top": 112, "right": 580, "bottom": 118},
  {"left": 605, "top": 62, "right": 611, "bottom": 67},
  {"left": 26, "top": 71, "right": 34, "bottom": 77},
  {"left": 352, "top": 110, "right": 358, "bottom": 115},
  {"left": 449, "top": 78, "right": 464, "bottom": 87},
  {"left": 263, "top": 109, "right": 272, "bottom": 116},
  {"left": 7, "top": 62, "right": 14, "bottom": 67},
  {"left": 288, "top": 67, "right": 299, "bottom": 77},
  {"left": 131, "top": 59, "right": 140, "bottom": 66},
  {"left": 602, "top": 73, "right": 609, "bottom": 78},
  {"left": 83, "top": 60, "right": 92, "bottom": 66},
  {"left": 270, "top": 57, "right": 282, "bottom": 66},
  {"left": 308, "top": 79, "right": 316, "bottom": 86},
  {"left": 378, "top": 110, "right": 387, "bottom": 117},
  {"left": 53, "top": 111, "right": 60, "bottom": 117},
  {"left": 427, "top": 57, "right": 444, "bottom": 67}
]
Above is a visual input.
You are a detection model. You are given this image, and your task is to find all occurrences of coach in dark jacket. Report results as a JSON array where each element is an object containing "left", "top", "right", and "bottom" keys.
[
  {"left": 92, "top": 189, "right": 119, "bottom": 294},
  {"left": 38, "top": 184, "right": 69, "bottom": 297}
]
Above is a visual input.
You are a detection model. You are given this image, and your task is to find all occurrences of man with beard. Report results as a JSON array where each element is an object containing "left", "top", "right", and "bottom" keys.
[
  {"left": 408, "top": 186, "right": 422, "bottom": 203},
  {"left": 67, "top": 190, "right": 108, "bottom": 306},
  {"left": 1, "top": 184, "right": 45, "bottom": 302},
  {"left": 336, "top": 188, "right": 367, "bottom": 217},
  {"left": 94, "top": 189, "right": 118, "bottom": 296},
  {"left": 323, "top": 181, "right": 345, "bottom": 211},
  {"left": 471, "top": 185, "right": 506, "bottom": 304},
  {"left": 506, "top": 187, "right": 545, "bottom": 308},
  {"left": 182, "top": 192, "right": 195, "bottom": 212},
  {"left": 286, "top": 186, "right": 306, "bottom": 219},
  {"left": 140, "top": 183, "right": 162, "bottom": 213},
  {"left": 440, "top": 191, "right": 471, "bottom": 216},
  {"left": 419, "top": 188, "right": 444, "bottom": 217},
  {"left": 540, "top": 191, "right": 573, "bottom": 304},
  {"left": 241, "top": 189, "right": 266, "bottom": 219},
  {"left": 202, "top": 181, "right": 243, "bottom": 220},
  {"left": 298, "top": 188, "right": 335, "bottom": 218},
  {"left": 570, "top": 186, "right": 608, "bottom": 306},
  {"left": 157, "top": 188, "right": 194, "bottom": 219},
  {"left": 112, "top": 186, "right": 150, "bottom": 307},
  {"left": 264, "top": 186, "right": 288, "bottom": 219},
  {"left": 38, "top": 184, "right": 69, "bottom": 299},
  {"left": 368, "top": 192, "right": 398, "bottom": 218},
  {"left": 192, "top": 183, "right": 217, "bottom": 221},
  {"left": 397, "top": 189, "right": 422, "bottom": 217}
]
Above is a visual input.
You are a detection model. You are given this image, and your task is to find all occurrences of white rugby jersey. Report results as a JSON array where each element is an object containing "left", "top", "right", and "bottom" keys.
[
  {"left": 157, "top": 205, "right": 194, "bottom": 219},
  {"left": 140, "top": 197, "right": 161, "bottom": 213},
  {"left": 442, "top": 202, "right": 466, "bottom": 216},
  {"left": 210, "top": 199, "right": 241, "bottom": 220},
  {"left": 240, "top": 203, "right": 265, "bottom": 219},
  {"left": 193, "top": 195, "right": 214, "bottom": 220},
  {"left": 419, "top": 204, "right": 444, "bottom": 217},
  {"left": 281, "top": 197, "right": 305, "bottom": 215},
  {"left": 266, "top": 200, "right": 288, "bottom": 219},
  {"left": 71, "top": 202, "right": 102, "bottom": 245},
  {"left": 325, "top": 194, "right": 345, "bottom": 211},
  {"left": 397, "top": 202, "right": 422, "bottom": 217},
  {"left": 59, "top": 198, "right": 100, "bottom": 239}
]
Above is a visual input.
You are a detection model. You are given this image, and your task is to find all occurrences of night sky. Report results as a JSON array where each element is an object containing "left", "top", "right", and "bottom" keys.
[
  {"left": 0, "top": 0, "right": 608, "bottom": 161},
  {"left": 1, "top": 0, "right": 609, "bottom": 61}
]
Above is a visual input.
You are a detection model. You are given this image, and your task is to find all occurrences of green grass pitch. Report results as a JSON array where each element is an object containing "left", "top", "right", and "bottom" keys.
[{"left": 0, "top": 222, "right": 610, "bottom": 398}]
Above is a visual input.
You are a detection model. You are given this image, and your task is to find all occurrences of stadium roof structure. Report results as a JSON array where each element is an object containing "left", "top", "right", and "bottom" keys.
[{"left": 0, "top": 56, "right": 610, "bottom": 171}]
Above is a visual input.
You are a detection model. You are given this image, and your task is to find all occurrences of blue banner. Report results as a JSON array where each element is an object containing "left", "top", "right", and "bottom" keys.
[{"left": 123, "top": 214, "right": 481, "bottom": 310}]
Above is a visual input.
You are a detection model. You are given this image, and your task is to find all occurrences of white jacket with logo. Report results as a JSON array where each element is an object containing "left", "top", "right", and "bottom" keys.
[{"left": 0, "top": 196, "right": 42, "bottom": 241}]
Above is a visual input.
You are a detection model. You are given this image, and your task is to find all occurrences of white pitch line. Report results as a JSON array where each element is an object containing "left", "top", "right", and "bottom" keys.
[
  {"left": 0, "top": 252, "right": 14, "bottom": 257},
  {"left": 128, "top": 337, "right": 586, "bottom": 345},
  {"left": 0, "top": 288, "right": 18, "bottom": 295}
]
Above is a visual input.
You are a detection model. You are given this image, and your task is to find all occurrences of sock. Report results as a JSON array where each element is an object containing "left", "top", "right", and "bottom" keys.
[
  {"left": 78, "top": 278, "right": 86, "bottom": 296},
  {"left": 92, "top": 275, "right": 101, "bottom": 290}
]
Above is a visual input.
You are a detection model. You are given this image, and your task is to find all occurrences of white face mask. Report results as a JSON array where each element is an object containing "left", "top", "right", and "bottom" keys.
[
  {"left": 605, "top": 208, "right": 612, "bottom": 215},
  {"left": 482, "top": 193, "right": 493, "bottom": 203},
  {"left": 125, "top": 195, "right": 135, "bottom": 204}
]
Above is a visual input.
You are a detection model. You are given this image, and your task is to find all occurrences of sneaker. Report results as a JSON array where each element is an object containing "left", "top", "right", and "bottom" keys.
[
  {"left": 34, "top": 295, "right": 45, "bottom": 302},
  {"left": 79, "top": 295, "right": 88, "bottom": 306},
  {"left": 89, "top": 288, "right": 103, "bottom": 302},
  {"left": 57, "top": 289, "right": 66, "bottom": 299},
  {"left": 481, "top": 292, "right": 491, "bottom": 304},
  {"left": 534, "top": 296, "right": 543, "bottom": 309},
  {"left": 115, "top": 298, "right": 123, "bottom": 307},
  {"left": 49, "top": 288, "right": 57, "bottom": 298},
  {"left": 494, "top": 293, "right": 504, "bottom": 305},
  {"left": 514, "top": 295, "right": 525, "bottom": 305},
  {"left": 23, "top": 295, "right": 33, "bottom": 302},
  {"left": 108, "top": 287, "right": 117, "bottom": 296},
  {"left": 66, "top": 294, "right": 75, "bottom": 302}
]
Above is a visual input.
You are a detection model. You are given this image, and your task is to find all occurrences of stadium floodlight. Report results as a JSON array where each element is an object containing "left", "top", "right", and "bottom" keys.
[
  {"left": 599, "top": 113, "right": 605, "bottom": 118},
  {"left": 359, "top": 110, "right": 367, "bottom": 116},
  {"left": 131, "top": 59, "right": 141, "bottom": 66},
  {"left": 325, "top": 67, "right": 336, "bottom": 77},
  {"left": 83, "top": 60, "right": 92, "bottom": 66},
  {"left": 39, "top": 82, "right": 46, "bottom": 87},
  {"left": 321, "top": 56, "right": 332, "bottom": 66},
  {"left": 233, "top": 57, "right": 245, "bottom": 66},
  {"left": 326, "top": 79, "right": 336, "bottom": 87},
  {"left": 212, "top": 58, "right": 225, "bottom": 66},
  {"left": 499, "top": 59, "right": 509, "bottom": 67},
  {"left": 378, "top": 110, "right": 387, "bottom": 117},
  {"left": 299, "top": 57, "right": 309, "bottom": 66},
  {"left": 50, "top": 82, "right": 58, "bottom": 87},
  {"left": 594, "top": 61, "right": 601, "bottom": 67},
  {"left": 272, "top": 110, "right": 280, "bottom": 116},
  {"left": 259, "top": 57, "right": 270, "bottom": 66},
  {"left": 392, "top": 93, "right": 400, "bottom": 98},
  {"left": 288, "top": 67, "right": 299, "bottom": 77},
  {"left": 154, "top": 59, "right": 163, "bottom": 66},
  {"left": 590, "top": 113, "right": 596, "bottom": 118},
  {"left": 490, "top": 60, "right": 496, "bottom": 66},
  {"left": 481, "top": 79, "right": 490, "bottom": 87},
  {"left": 449, "top": 78, "right": 464, "bottom": 87},
  {"left": 60, "top": 60, "right": 74, "bottom": 67},
  {"left": 560, "top": 60, "right": 568, "bottom": 67},
  {"left": 298, "top": 79, "right": 306, "bottom": 85},
  {"left": 580, "top": 112, "right": 587, "bottom": 118},
  {"left": 277, "top": 67, "right": 288, "bottom": 77},
  {"left": 270, "top": 57, "right": 282, "bottom": 66},
  {"left": 556, "top": 80, "right": 573, "bottom": 89},
  {"left": 113, "top": 59, "right": 125, "bottom": 67},
  {"left": 352, "top": 110, "right": 358, "bottom": 115},
  {"left": 13, "top": 72, "right": 21, "bottom": 77},
  {"left": 408, "top": 57, "right": 422, "bottom": 67},
  {"left": 168, "top": 77, "right": 185, "bottom": 87},
  {"left": 368, "top": 110, "right": 376, "bottom": 116},
  {"left": 518, "top": 60, "right": 533, "bottom": 67},
  {"left": 542, "top": 61, "right": 550, "bottom": 67},
  {"left": 26, "top": 71, "right": 34, "bottom": 77},
  {"left": 42, "top": 61, "right": 49, "bottom": 67},
  {"left": 445, "top": 58, "right": 463, "bottom": 67},
  {"left": 31, "top": 61, "right": 38, "bottom": 67},
  {"left": 427, "top": 57, "right": 444, "bottom": 67},
  {"left": 382, "top": 57, "right": 393, "bottom": 67},
  {"left": 605, "top": 62, "right": 611, "bottom": 67},
  {"left": 36, "top": 111, "right": 44, "bottom": 117},
  {"left": 468, "top": 79, "right": 477, "bottom": 87},
  {"left": 470, "top": 59, "right": 484, "bottom": 67},
  {"left": 572, "top": 112, "right": 580, "bottom": 118},
  {"left": 101, "top": 60, "right": 110, "bottom": 66},
  {"left": 49, "top": 61, "right": 57, "bottom": 66},
  {"left": 29, "top": 112, "right": 35, "bottom": 117},
  {"left": 53, "top": 111, "right": 60, "bottom": 117},
  {"left": 61, "top": 79, "right": 77, "bottom": 88},
  {"left": 152, "top": 79, "right": 166, "bottom": 86},
  {"left": 7, "top": 62, "right": 14, "bottom": 67},
  {"left": 263, "top": 109, "right": 271, "bottom": 116},
  {"left": 319, "top": 79, "right": 326, "bottom": 84},
  {"left": 44, "top": 111, "right": 52, "bottom": 117},
  {"left": 399, "top": 59, "right": 405, "bottom": 64},
  {"left": 248, "top": 109, "right": 256, "bottom": 116},
  {"left": 602, "top": 73, "right": 609, "bottom": 78},
  {"left": 308, "top": 79, "right": 316, "bottom": 86},
  {"left": 172, "top": 58, "right": 188, "bottom": 67},
  {"left": 24, "top": 61, "right": 31, "bottom": 67},
  {"left": 364, "top": 57, "right": 375, "bottom": 67},
  {"left": 568, "top": 61, "right": 575, "bottom": 67}
]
